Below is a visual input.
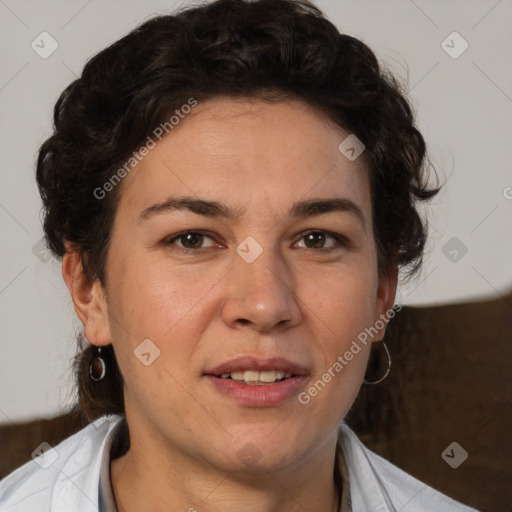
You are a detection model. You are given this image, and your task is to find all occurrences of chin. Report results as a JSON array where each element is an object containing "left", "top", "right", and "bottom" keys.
[{"left": 206, "top": 428, "right": 309, "bottom": 474}]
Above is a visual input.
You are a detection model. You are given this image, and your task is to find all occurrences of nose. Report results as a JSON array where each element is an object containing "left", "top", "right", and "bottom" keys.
[{"left": 220, "top": 247, "right": 302, "bottom": 333}]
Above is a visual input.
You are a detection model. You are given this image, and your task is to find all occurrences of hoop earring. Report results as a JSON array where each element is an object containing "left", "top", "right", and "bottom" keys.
[
  {"left": 363, "top": 340, "right": 391, "bottom": 385},
  {"left": 90, "top": 346, "right": 106, "bottom": 381}
]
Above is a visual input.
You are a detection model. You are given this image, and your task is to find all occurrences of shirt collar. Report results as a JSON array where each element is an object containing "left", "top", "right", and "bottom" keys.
[{"left": 98, "top": 416, "right": 128, "bottom": 512}]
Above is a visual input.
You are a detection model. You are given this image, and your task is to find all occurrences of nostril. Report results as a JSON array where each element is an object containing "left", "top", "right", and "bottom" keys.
[{"left": 237, "top": 319, "right": 250, "bottom": 325}]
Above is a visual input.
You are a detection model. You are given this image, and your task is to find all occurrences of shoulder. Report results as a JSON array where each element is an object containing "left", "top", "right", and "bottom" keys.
[
  {"left": 0, "top": 414, "right": 123, "bottom": 512},
  {"left": 337, "top": 422, "right": 479, "bottom": 512}
]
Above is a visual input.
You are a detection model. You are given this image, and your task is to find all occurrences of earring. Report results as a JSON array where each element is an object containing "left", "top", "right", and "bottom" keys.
[
  {"left": 90, "top": 346, "right": 106, "bottom": 381},
  {"left": 363, "top": 340, "right": 391, "bottom": 385}
]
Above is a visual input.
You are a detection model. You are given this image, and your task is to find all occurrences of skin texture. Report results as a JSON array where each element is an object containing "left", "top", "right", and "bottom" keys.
[{"left": 63, "top": 97, "right": 397, "bottom": 512}]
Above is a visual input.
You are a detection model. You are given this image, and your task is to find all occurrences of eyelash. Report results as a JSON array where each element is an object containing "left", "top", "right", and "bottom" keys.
[{"left": 163, "top": 230, "right": 350, "bottom": 254}]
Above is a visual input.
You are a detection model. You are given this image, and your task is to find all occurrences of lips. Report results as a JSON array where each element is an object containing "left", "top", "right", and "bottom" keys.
[{"left": 203, "top": 356, "right": 309, "bottom": 406}]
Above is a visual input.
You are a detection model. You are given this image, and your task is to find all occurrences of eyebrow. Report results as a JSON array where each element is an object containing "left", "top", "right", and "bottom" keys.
[{"left": 138, "top": 195, "right": 366, "bottom": 230}]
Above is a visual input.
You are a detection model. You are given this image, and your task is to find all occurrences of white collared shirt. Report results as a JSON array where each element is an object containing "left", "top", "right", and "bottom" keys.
[{"left": 0, "top": 414, "right": 478, "bottom": 511}]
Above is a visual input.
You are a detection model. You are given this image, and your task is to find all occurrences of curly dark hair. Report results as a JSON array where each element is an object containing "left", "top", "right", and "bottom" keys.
[{"left": 35, "top": 0, "right": 438, "bottom": 424}]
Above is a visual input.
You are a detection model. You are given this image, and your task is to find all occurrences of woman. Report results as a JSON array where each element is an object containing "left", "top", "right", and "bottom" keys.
[{"left": 0, "top": 0, "right": 478, "bottom": 510}]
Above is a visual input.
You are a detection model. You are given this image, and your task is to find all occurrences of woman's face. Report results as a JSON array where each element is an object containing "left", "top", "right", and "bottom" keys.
[{"left": 90, "top": 97, "right": 395, "bottom": 472}]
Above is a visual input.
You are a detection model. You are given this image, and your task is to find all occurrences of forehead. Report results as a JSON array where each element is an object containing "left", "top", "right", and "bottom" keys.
[{"left": 117, "top": 97, "right": 371, "bottom": 221}]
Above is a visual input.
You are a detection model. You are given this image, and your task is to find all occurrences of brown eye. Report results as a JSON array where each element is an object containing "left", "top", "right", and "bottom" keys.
[
  {"left": 304, "top": 232, "right": 327, "bottom": 248},
  {"left": 295, "top": 230, "right": 348, "bottom": 250},
  {"left": 165, "top": 231, "right": 218, "bottom": 251},
  {"left": 179, "top": 232, "right": 204, "bottom": 248}
]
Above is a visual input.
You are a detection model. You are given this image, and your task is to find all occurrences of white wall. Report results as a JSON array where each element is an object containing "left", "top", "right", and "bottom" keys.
[{"left": 1, "top": 0, "right": 510, "bottom": 423}]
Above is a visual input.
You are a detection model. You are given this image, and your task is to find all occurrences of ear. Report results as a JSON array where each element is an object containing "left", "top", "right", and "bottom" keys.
[
  {"left": 372, "top": 263, "right": 399, "bottom": 342},
  {"left": 62, "top": 247, "right": 112, "bottom": 347}
]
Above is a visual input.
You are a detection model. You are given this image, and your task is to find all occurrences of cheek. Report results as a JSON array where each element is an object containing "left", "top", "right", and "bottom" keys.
[
  {"left": 303, "top": 276, "right": 375, "bottom": 414},
  {"left": 105, "top": 252, "right": 223, "bottom": 367},
  {"left": 302, "top": 259, "right": 379, "bottom": 337},
  {"left": 298, "top": 257, "right": 378, "bottom": 396},
  {"left": 104, "top": 260, "right": 202, "bottom": 409},
  {"left": 108, "top": 252, "right": 180, "bottom": 330}
]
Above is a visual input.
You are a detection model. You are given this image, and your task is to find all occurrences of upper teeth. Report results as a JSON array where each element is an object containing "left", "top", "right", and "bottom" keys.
[{"left": 219, "top": 370, "right": 292, "bottom": 383}]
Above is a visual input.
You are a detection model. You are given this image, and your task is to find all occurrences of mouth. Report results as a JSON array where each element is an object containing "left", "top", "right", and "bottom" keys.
[{"left": 203, "top": 356, "right": 309, "bottom": 406}]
